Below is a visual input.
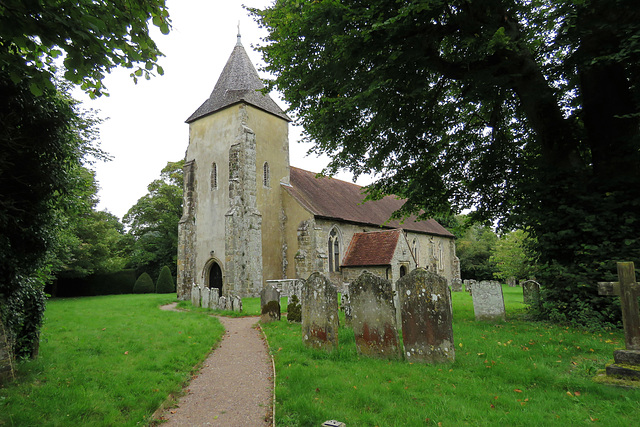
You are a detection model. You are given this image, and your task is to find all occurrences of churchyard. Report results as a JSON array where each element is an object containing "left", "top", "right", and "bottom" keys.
[{"left": 1, "top": 282, "right": 639, "bottom": 426}]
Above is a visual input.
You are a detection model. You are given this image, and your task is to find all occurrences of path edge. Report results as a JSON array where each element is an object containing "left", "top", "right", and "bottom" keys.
[{"left": 257, "top": 322, "right": 276, "bottom": 427}]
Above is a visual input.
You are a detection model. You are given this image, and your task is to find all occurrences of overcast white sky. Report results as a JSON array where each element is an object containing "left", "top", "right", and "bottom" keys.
[{"left": 78, "top": 0, "right": 370, "bottom": 220}]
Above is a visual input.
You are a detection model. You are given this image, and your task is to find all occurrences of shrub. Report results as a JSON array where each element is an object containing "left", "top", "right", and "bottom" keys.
[
  {"left": 155, "top": 266, "right": 175, "bottom": 294},
  {"left": 287, "top": 295, "right": 302, "bottom": 322},
  {"left": 133, "top": 273, "right": 154, "bottom": 294}
]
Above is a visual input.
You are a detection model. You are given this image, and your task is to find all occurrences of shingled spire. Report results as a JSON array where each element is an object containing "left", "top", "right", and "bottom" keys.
[{"left": 186, "top": 34, "right": 290, "bottom": 123}]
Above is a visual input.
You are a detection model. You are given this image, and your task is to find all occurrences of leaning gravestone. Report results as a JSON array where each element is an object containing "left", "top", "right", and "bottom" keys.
[
  {"left": 397, "top": 268, "right": 455, "bottom": 363},
  {"left": 191, "top": 284, "right": 201, "bottom": 308},
  {"left": 232, "top": 295, "right": 242, "bottom": 312},
  {"left": 522, "top": 280, "right": 541, "bottom": 306},
  {"left": 201, "top": 287, "right": 211, "bottom": 309},
  {"left": 349, "top": 272, "right": 401, "bottom": 359},
  {"left": 301, "top": 272, "right": 339, "bottom": 351},
  {"left": 472, "top": 281, "right": 506, "bottom": 321},
  {"left": 260, "top": 285, "right": 281, "bottom": 323}
]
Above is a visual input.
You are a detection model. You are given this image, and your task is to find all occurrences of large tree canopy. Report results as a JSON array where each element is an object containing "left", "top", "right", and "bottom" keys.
[
  {"left": 252, "top": 0, "right": 640, "bottom": 324},
  {"left": 0, "top": 0, "right": 170, "bottom": 97}
]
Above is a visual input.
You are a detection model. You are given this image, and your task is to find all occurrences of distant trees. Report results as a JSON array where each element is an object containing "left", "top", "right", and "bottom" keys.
[
  {"left": 456, "top": 224, "right": 498, "bottom": 281},
  {"left": 123, "top": 160, "right": 183, "bottom": 280}
]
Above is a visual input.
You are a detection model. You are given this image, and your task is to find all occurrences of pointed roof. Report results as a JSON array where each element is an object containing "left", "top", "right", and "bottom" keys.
[
  {"left": 284, "top": 167, "right": 454, "bottom": 237},
  {"left": 342, "top": 229, "right": 406, "bottom": 267},
  {"left": 186, "top": 36, "right": 290, "bottom": 123}
]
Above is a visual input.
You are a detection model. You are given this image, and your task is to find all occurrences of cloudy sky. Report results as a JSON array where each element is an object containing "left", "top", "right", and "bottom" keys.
[{"left": 78, "top": 0, "right": 369, "bottom": 219}]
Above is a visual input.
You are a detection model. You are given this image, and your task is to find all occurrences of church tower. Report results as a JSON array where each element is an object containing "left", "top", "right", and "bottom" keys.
[{"left": 177, "top": 33, "right": 291, "bottom": 300}]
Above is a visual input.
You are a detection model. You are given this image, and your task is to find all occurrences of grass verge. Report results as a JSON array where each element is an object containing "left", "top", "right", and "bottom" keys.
[
  {"left": 262, "top": 286, "right": 640, "bottom": 426},
  {"left": 0, "top": 294, "right": 224, "bottom": 426}
]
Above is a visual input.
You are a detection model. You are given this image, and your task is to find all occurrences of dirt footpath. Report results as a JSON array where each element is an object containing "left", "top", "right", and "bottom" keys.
[{"left": 155, "top": 309, "right": 273, "bottom": 426}]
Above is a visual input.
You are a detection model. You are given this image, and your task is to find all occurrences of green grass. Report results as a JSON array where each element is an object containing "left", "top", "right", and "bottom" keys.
[
  {"left": 262, "top": 285, "right": 640, "bottom": 426},
  {"left": 0, "top": 294, "right": 225, "bottom": 426}
]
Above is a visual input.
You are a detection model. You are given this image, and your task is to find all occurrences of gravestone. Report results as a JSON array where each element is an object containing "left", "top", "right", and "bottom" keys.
[
  {"left": 397, "top": 268, "right": 455, "bottom": 363},
  {"left": 598, "top": 262, "right": 640, "bottom": 380},
  {"left": 466, "top": 279, "right": 477, "bottom": 295},
  {"left": 522, "top": 280, "right": 541, "bottom": 306},
  {"left": 201, "top": 286, "right": 211, "bottom": 309},
  {"left": 210, "top": 288, "right": 220, "bottom": 309},
  {"left": 507, "top": 277, "right": 517, "bottom": 287},
  {"left": 225, "top": 296, "right": 233, "bottom": 311},
  {"left": 451, "top": 278, "right": 463, "bottom": 292},
  {"left": 349, "top": 272, "right": 401, "bottom": 359},
  {"left": 301, "top": 272, "right": 339, "bottom": 351},
  {"left": 472, "top": 281, "right": 506, "bottom": 321},
  {"left": 341, "top": 292, "right": 352, "bottom": 327},
  {"left": 218, "top": 296, "right": 227, "bottom": 312},
  {"left": 191, "top": 284, "right": 201, "bottom": 308},
  {"left": 260, "top": 284, "right": 281, "bottom": 323},
  {"left": 232, "top": 295, "right": 242, "bottom": 312}
]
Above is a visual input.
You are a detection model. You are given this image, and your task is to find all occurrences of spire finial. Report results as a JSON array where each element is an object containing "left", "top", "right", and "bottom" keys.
[{"left": 236, "top": 21, "right": 242, "bottom": 46}]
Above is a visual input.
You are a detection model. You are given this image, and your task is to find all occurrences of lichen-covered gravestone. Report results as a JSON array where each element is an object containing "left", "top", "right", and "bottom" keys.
[
  {"left": 349, "top": 272, "right": 402, "bottom": 359},
  {"left": 451, "top": 278, "right": 463, "bottom": 292},
  {"left": 397, "top": 268, "right": 455, "bottom": 363},
  {"left": 232, "top": 295, "right": 242, "bottom": 312},
  {"left": 191, "top": 284, "right": 201, "bottom": 308},
  {"left": 522, "top": 280, "right": 541, "bottom": 306},
  {"left": 260, "top": 284, "right": 281, "bottom": 323},
  {"left": 201, "top": 286, "right": 211, "bottom": 309},
  {"left": 301, "top": 272, "right": 339, "bottom": 351},
  {"left": 210, "top": 288, "right": 220, "bottom": 309},
  {"left": 472, "top": 281, "right": 506, "bottom": 321}
]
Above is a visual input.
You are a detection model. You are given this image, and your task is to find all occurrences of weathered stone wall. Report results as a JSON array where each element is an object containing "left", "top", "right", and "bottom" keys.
[{"left": 177, "top": 160, "right": 197, "bottom": 300}]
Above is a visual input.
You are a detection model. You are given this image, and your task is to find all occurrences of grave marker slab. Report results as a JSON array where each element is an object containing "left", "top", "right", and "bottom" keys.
[
  {"left": 191, "top": 284, "right": 201, "bottom": 308},
  {"left": 522, "top": 280, "right": 541, "bottom": 306},
  {"left": 472, "top": 281, "right": 506, "bottom": 321},
  {"left": 210, "top": 288, "right": 220, "bottom": 309},
  {"left": 201, "top": 287, "right": 211, "bottom": 309},
  {"left": 349, "top": 272, "right": 401, "bottom": 359},
  {"left": 451, "top": 278, "right": 463, "bottom": 292},
  {"left": 301, "top": 273, "right": 339, "bottom": 351},
  {"left": 260, "top": 285, "right": 281, "bottom": 323},
  {"left": 397, "top": 268, "right": 455, "bottom": 363}
]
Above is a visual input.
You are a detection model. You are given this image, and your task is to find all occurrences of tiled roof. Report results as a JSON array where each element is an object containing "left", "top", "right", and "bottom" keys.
[
  {"left": 284, "top": 167, "right": 454, "bottom": 237},
  {"left": 186, "top": 40, "right": 290, "bottom": 123},
  {"left": 342, "top": 229, "right": 403, "bottom": 267}
]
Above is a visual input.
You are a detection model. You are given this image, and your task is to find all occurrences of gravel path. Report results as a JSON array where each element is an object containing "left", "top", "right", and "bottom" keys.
[{"left": 156, "top": 305, "right": 273, "bottom": 426}]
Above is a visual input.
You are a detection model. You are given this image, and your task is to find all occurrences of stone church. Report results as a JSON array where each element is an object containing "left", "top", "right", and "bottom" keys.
[{"left": 176, "top": 34, "right": 459, "bottom": 300}]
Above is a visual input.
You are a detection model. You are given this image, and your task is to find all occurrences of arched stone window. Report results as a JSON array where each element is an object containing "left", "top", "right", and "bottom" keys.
[
  {"left": 400, "top": 265, "right": 407, "bottom": 277},
  {"left": 211, "top": 162, "right": 218, "bottom": 190},
  {"left": 263, "top": 161, "right": 270, "bottom": 187},
  {"left": 328, "top": 227, "right": 341, "bottom": 272}
]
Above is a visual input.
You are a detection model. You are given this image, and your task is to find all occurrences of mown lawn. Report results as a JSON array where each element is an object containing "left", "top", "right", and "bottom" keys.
[
  {"left": 261, "top": 286, "right": 640, "bottom": 426},
  {"left": 0, "top": 294, "right": 225, "bottom": 426}
]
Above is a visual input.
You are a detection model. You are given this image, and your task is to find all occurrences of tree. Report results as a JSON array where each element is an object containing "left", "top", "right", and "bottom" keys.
[
  {"left": 123, "top": 160, "right": 183, "bottom": 280},
  {"left": 133, "top": 272, "right": 154, "bottom": 294},
  {"left": 456, "top": 224, "right": 498, "bottom": 281},
  {"left": 251, "top": 0, "right": 640, "bottom": 324},
  {"left": 0, "top": 0, "right": 170, "bottom": 97},
  {"left": 490, "top": 230, "right": 534, "bottom": 282},
  {"left": 156, "top": 266, "right": 175, "bottom": 294}
]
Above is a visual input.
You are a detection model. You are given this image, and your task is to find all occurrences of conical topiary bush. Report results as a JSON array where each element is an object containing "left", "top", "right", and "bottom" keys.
[
  {"left": 156, "top": 266, "right": 175, "bottom": 293},
  {"left": 133, "top": 272, "right": 154, "bottom": 294}
]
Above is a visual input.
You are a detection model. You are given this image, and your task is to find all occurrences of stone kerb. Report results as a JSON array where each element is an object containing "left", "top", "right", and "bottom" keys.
[
  {"left": 349, "top": 272, "right": 401, "bottom": 360},
  {"left": 301, "top": 272, "right": 339, "bottom": 351},
  {"left": 260, "top": 284, "right": 281, "bottom": 323},
  {"left": 397, "top": 268, "right": 455, "bottom": 363},
  {"left": 522, "top": 280, "right": 541, "bottom": 306},
  {"left": 472, "top": 281, "right": 506, "bottom": 321},
  {"left": 191, "top": 284, "right": 201, "bottom": 308},
  {"left": 201, "top": 287, "right": 211, "bottom": 309}
]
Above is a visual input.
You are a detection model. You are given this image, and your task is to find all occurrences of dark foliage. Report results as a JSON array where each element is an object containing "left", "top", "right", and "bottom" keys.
[
  {"left": 133, "top": 272, "right": 154, "bottom": 294},
  {"left": 155, "top": 266, "right": 175, "bottom": 294}
]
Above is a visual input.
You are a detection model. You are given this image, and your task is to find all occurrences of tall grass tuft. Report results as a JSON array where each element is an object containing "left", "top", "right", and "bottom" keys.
[{"left": 0, "top": 294, "right": 224, "bottom": 426}]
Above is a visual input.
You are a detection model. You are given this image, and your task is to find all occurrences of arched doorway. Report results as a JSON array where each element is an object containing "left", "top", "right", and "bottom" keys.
[
  {"left": 208, "top": 262, "right": 223, "bottom": 295},
  {"left": 399, "top": 265, "right": 407, "bottom": 278}
]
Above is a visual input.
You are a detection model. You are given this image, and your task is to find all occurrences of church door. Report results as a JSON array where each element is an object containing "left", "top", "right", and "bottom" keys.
[{"left": 208, "top": 262, "right": 223, "bottom": 294}]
